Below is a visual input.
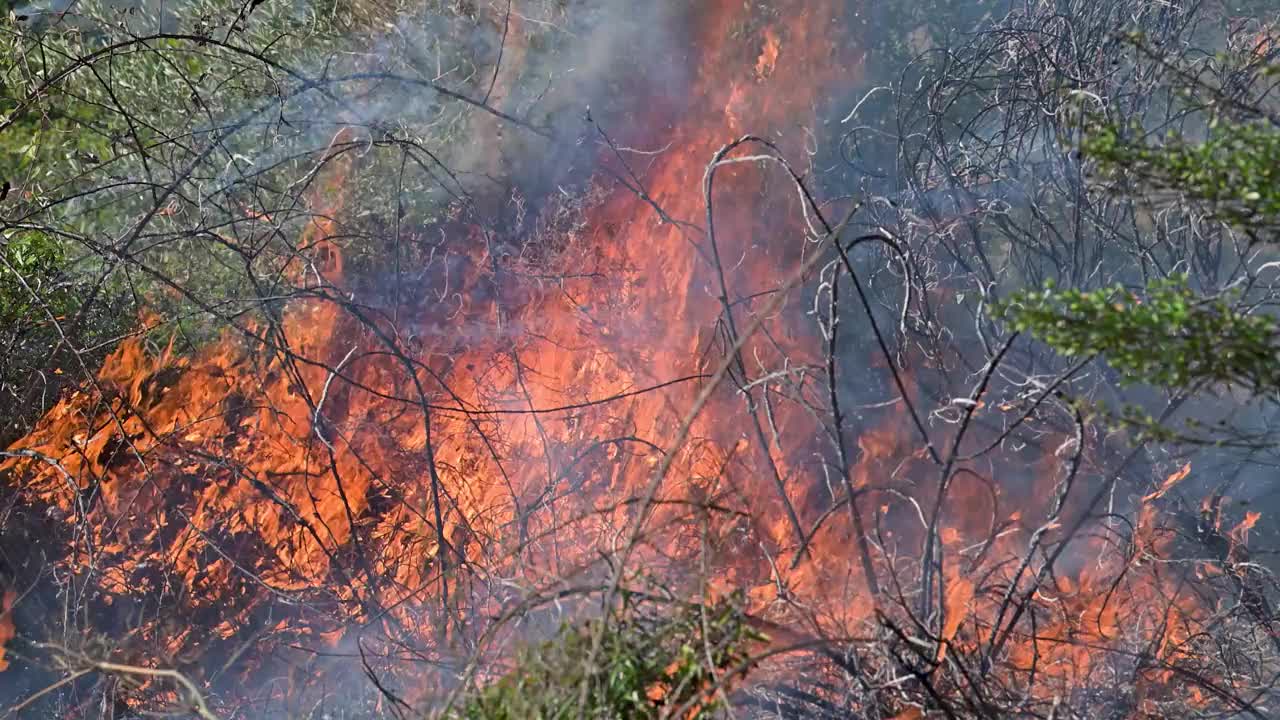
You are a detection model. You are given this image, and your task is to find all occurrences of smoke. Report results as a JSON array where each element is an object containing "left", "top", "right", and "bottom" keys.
[{"left": 222, "top": 1, "right": 694, "bottom": 202}]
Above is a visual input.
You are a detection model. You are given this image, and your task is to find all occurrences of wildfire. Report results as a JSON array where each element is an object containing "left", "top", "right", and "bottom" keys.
[{"left": 0, "top": 0, "right": 1271, "bottom": 716}]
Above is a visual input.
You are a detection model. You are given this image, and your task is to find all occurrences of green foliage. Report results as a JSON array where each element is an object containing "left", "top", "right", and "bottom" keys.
[
  {"left": 1083, "top": 120, "right": 1280, "bottom": 235},
  {"left": 0, "top": 0, "right": 500, "bottom": 343},
  {"left": 1073, "top": 31, "right": 1279, "bottom": 240},
  {"left": 997, "top": 276, "right": 1280, "bottom": 396},
  {"left": 0, "top": 230, "right": 130, "bottom": 444},
  {"left": 1004, "top": 35, "right": 1280, "bottom": 440},
  {"left": 450, "top": 593, "right": 761, "bottom": 720},
  {"left": 0, "top": 232, "right": 70, "bottom": 319}
]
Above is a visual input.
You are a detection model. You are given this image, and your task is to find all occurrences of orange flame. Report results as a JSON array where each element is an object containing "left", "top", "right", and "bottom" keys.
[
  {"left": 755, "top": 28, "right": 781, "bottom": 79},
  {"left": 1142, "top": 461, "right": 1191, "bottom": 502},
  {"left": 0, "top": 590, "right": 14, "bottom": 673}
]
